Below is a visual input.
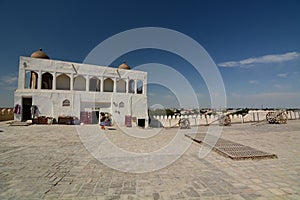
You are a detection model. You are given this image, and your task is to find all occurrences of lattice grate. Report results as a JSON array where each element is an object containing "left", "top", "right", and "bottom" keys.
[{"left": 186, "top": 134, "right": 277, "bottom": 160}]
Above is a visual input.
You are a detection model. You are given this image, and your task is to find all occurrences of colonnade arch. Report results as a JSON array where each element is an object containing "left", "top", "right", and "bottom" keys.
[
  {"left": 74, "top": 75, "right": 86, "bottom": 91},
  {"left": 103, "top": 78, "right": 114, "bottom": 92},
  {"left": 56, "top": 73, "right": 70, "bottom": 90},
  {"left": 89, "top": 77, "right": 100, "bottom": 92},
  {"left": 128, "top": 79, "right": 135, "bottom": 93},
  {"left": 117, "top": 79, "right": 126, "bottom": 93},
  {"left": 137, "top": 80, "right": 143, "bottom": 94},
  {"left": 24, "top": 70, "right": 145, "bottom": 94},
  {"left": 42, "top": 72, "right": 53, "bottom": 89}
]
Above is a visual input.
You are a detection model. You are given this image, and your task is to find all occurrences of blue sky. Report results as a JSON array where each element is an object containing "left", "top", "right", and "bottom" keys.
[{"left": 0, "top": 0, "right": 300, "bottom": 108}]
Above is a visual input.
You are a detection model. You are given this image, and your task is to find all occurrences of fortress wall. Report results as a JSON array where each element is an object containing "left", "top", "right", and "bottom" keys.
[
  {"left": 0, "top": 108, "right": 14, "bottom": 121},
  {"left": 151, "top": 110, "right": 300, "bottom": 128}
]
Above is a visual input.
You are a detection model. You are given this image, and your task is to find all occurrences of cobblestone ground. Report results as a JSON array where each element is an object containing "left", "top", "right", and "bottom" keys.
[{"left": 0, "top": 120, "right": 299, "bottom": 199}]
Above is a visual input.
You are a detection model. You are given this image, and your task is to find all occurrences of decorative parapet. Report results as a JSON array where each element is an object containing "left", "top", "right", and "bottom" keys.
[
  {"left": 151, "top": 110, "right": 300, "bottom": 128},
  {"left": 0, "top": 108, "right": 14, "bottom": 121}
]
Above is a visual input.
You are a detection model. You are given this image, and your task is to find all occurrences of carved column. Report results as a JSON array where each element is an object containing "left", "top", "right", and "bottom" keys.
[
  {"left": 113, "top": 77, "right": 117, "bottom": 93},
  {"left": 86, "top": 75, "right": 89, "bottom": 91},
  {"left": 134, "top": 79, "right": 137, "bottom": 94},
  {"left": 100, "top": 77, "right": 104, "bottom": 92},
  {"left": 37, "top": 70, "right": 42, "bottom": 90},
  {"left": 126, "top": 78, "right": 129, "bottom": 93},
  {"left": 70, "top": 73, "right": 74, "bottom": 91},
  {"left": 52, "top": 72, "right": 56, "bottom": 90}
]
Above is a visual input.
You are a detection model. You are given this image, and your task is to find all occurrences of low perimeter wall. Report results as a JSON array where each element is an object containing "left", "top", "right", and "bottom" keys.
[
  {"left": 151, "top": 110, "right": 300, "bottom": 128},
  {"left": 0, "top": 108, "right": 14, "bottom": 122}
]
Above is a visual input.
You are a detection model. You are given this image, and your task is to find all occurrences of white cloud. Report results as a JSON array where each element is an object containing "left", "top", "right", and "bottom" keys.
[
  {"left": 274, "top": 84, "right": 283, "bottom": 89},
  {"left": 249, "top": 80, "right": 258, "bottom": 84},
  {"left": 149, "top": 104, "right": 165, "bottom": 110},
  {"left": 0, "top": 74, "right": 18, "bottom": 91},
  {"left": 274, "top": 84, "right": 289, "bottom": 90},
  {"left": 277, "top": 73, "right": 288, "bottom": 78},
  {"left": 218, "top": 52, "right": 300, "bottom": 67}
]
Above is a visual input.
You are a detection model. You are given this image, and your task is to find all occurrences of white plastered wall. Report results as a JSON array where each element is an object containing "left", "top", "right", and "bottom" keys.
[{"left": 14, "top": 56, "right": 148, "bottom": 126}]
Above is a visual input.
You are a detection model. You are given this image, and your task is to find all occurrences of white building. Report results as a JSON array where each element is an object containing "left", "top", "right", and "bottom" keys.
[{"left": 14, "top": 49, "right": 148, "bottom": 127}]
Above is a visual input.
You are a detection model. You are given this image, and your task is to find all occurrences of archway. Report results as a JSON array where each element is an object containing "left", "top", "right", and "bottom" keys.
[
  {"left": 103, "top": 78, "right": 114, "bottom": 92},
  {"left": 29, "top": 71, "right": 38, "bottom": 89},
  {"left": 137, "top": 80, "right": 143, "bottom": 94},
  {"left": 56, "top": 74, "right": 70, "bottom": 90},
  {"left": 117, "top": 79, "right": 126, "bottom": 93},
  {"left": 42, "top": 72, "right": 53, "bottom": 89},
  {"left": 129, "top": 79, "right": 135, "bottom": 93},
  {"left": 89, "top": 77, "right": 100, "bottom": 92},
  {"left": 74, "top": 75, "right": 86, "bottom": 91}
]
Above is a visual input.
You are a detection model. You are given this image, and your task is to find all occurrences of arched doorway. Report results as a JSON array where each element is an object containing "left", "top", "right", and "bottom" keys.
[
  {"left": 42, "top": 72, "right": 53, "bottom": 89},
  {"left": 103, "top": 78, "right": 114, "bottom": 92},
  {"left": 56, "top": 74, "right": 70, "bottom": 90},
  {"left": 117, "top": 79, "right": 126, "bottom": 93},
  {"left": 74, "top": 75, "right": 86, "bottom": 91}
]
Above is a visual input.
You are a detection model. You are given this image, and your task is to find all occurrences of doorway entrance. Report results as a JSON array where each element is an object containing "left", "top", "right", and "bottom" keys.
[
  {"left": 138, "top": 119, "right": 145, "bottom": 128},
  {"left": 22, "top": 97, "right": 32, "bottom": 121}
]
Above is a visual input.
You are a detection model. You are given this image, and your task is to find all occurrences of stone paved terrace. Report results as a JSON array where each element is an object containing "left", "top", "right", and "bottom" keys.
[{"left": 0, "top": 120, "right": 299, "bottom": 199}]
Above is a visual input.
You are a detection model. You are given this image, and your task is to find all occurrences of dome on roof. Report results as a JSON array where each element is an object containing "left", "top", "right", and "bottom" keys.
[
  {"left": 118, "top": 62, "right": 130, "bottom": 70},
  {"left": 30, "top": 48, "right": 49, "bottom": 59}
]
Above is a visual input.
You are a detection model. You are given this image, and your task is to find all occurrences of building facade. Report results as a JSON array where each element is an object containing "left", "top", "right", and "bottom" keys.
[{"left": 14, "top": 49, "right": 148, "bottom": 127}]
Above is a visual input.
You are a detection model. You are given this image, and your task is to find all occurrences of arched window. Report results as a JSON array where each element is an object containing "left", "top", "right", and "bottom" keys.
[
  {"left": 42, "top": 72, "right": 53, "bottom": 89},
  {"left": 89, "top": 77, "right": 100, "bottom": 92},
  {"left": 119, "top": 102, "right": 125, "bottom": 108},
  {"left": 129, "top": 79, "right": 135, "bottom": 93},
  {"left": 74, "top": 75, "right": 86, "bottom": 91},
  {"left": 30, "top": 71, "right": 38, "bottom": 89},
  {"left": 62, "top": 99, "right": 70, "bottom": 106},
  {"left": 56, "top": 74, "right": 70, "bottom": 90},
  {"left": 103, "top": 78, "right": 114, "bottom": 92},
  {"left": 25, "top": 71, "right": 31, "bottom": 89},
  {"left": 137, "top": 80, "right": 143, "bottom": 94},
  {"left": 117, "top": 79, "right": 126, "bottom": 93}
]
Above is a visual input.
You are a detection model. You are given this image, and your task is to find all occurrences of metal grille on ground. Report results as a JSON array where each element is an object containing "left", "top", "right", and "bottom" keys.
[{"left": 185, "top": 133, "right": 277, "bottom": 160}]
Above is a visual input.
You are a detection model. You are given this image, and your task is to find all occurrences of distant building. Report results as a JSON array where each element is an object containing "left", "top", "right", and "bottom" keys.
[{"left": 14, "top": 49, "right": 148, "bottom": 127}]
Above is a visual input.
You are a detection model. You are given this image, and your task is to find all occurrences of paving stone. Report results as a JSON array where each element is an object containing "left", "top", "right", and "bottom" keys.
[
  {"left": 268, "top": 188, "right": 286, "bottom": 196},
  {"left": 122, "top": 190, "right": 136, "bottom": 195},
  {"left": 170, "top": 191, "right": 185, "bottom": 199},
  {"left": 93, "top": 187, "right": 109, "bottom": 196},
  {"left": 0, "top": 121, "right": 300, "bottom": 199},
  {"left": 153, "top": 192, "right": 160, "bottom": 200},
  {"left": 110, "top": 181, "right": 123, "bottom": 188},
  {"left": 183, "top": 187, "right": 200, "bottom": 197},
  {"left": 286, "top": 194, "right": 300, "bottom": 200},
  {"left": 123, "top": 181, "right": 136, "bottom": 191},
  {"left": 61, "top": 183, "right": 83, "bottom": 197},
  {"left": 104, "top": 194, "right": 121, "bottom": 200}
]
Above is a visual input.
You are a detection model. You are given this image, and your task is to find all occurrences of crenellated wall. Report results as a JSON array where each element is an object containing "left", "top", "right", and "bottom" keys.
[
  {"left": 0, "top": 108, "right": 14, "bottom": 121},
  {"left": 151, "top": 110, "right": 300, "bottom": 128}
]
